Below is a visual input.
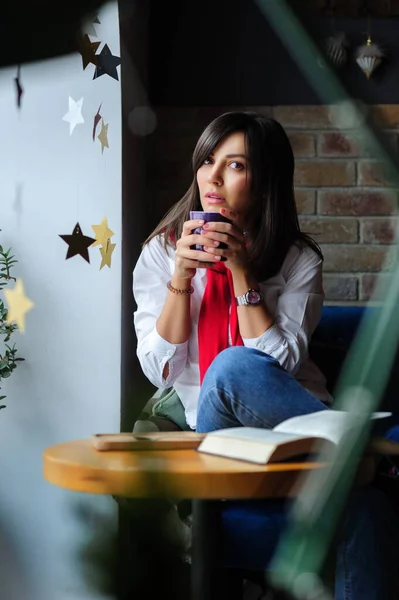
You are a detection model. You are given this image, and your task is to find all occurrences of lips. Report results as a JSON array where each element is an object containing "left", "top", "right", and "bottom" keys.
[{"left": 205, "top": 192, "right": 226, "bottom": 204}]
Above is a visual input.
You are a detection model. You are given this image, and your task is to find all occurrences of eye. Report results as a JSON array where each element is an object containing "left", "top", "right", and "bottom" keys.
[
  {"left": 230, "top": 161, "right": 245, "bottom": 170},
  {"left": 203, "top": 157, "right": 213, "bottom": 165}
]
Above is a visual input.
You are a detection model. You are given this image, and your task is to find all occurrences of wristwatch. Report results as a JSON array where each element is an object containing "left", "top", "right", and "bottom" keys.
[{"left": 235, "top": 288, "right": 263, "bottom": 307}]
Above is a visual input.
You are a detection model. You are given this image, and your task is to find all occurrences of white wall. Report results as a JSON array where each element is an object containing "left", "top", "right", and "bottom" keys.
[{"left": 0, "top": 3, "right": 121, "bottom": 598}]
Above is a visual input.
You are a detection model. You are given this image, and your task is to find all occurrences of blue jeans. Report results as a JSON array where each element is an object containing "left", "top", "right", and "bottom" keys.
[
  {"left": 196, "top": 346, "right": 328, "bottom": 432},
  {"left": 196, "top": 347, "right": 399, "bottom": 600}
]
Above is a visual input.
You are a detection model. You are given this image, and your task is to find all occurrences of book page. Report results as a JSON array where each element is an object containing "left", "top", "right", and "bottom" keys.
[
  {"left": 203, "top": 427, "right": 307, "bottom": 444},
  {"left": 273, "top": 410, "right": 391, "bottom": 446}
]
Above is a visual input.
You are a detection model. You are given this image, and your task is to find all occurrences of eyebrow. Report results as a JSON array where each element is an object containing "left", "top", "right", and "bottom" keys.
[{"left": 209, "top": 153, "right": 248, "bottom": 159}]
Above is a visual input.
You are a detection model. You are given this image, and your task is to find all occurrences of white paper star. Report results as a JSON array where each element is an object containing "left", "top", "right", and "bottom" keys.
[{"left": 62, "top": 96, "right": 84, "bottom": 135}]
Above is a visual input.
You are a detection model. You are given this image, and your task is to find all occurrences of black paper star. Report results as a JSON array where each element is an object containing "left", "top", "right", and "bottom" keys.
[
  {"left": 59, "top": 223, "right": 96, "bottom": 263},
  {"left": 93, "top": 44, "right": 121, "bottom": 81},
  {"left": 78, "top": 34, "right": 101, "bottom": 70},
  {"left": 14, "top": 65, "right": 23, "bottom": 109}
]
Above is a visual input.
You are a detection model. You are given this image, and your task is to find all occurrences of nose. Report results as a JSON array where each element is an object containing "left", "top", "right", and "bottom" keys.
[{"left": 207, "top": 163, "right": 223, "bottom": 186}]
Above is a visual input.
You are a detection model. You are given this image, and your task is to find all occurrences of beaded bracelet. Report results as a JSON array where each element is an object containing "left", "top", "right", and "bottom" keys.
[{"left": 167, "top": 280, "right": 194, "bottom": 295}]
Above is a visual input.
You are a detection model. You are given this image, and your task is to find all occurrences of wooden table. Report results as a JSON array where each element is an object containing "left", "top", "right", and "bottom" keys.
[
  {"left": 43, "top": 440, "right": 325, "bottom": 600},
  {"left": 44, "top": 439, "right": 324, "bottom": 499}
]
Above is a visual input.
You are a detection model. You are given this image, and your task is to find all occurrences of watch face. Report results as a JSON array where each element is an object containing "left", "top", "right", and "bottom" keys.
[{"left": 246, "top": 289, "right": 261, "bottom": 305}]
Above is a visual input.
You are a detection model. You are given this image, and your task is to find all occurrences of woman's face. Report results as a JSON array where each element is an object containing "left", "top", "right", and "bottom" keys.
[{"left": 196, "top": 131, "right": 253, "bottom": 218}]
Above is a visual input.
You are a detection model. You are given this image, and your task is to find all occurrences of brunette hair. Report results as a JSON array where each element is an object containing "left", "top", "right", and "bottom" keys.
[{"left": 145, "top": 111, "right": 322, "bottom": 280}]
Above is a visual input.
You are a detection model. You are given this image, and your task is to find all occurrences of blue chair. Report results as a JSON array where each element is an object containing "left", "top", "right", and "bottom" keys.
[{"left": 218, "top": 305, "right": 399, "bottom": 596}]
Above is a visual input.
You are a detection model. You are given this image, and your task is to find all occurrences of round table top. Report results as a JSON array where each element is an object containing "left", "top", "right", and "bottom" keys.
[{"left": 43, "top": 439, "right": 324, "bottom": 499}]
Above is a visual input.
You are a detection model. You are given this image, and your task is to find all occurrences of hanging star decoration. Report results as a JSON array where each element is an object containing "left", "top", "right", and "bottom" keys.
[
  {"left": 93, "top": 44, "right": 121, "bottom": 81},
  {"left": 14, "top": 64, "right": 23, "bottom": 109},
  {"left": 91, "top": 217, "right": 115, "bottom": 247},
  {"left": 97, "top": 119, "right": 109, "bottom": 153},
  {"left": 62, "top": 96, "right": 84, "bottom": 135},
  {"left": 99, "top": 239, "right": 116, "bottom": 270},
  {"left": 59, "top": 223, "right": 96, "bottom": 263},
  {"left": 4, "top": 278, "right": 34, "bottom": 333},
  {"left": 78, "top": 34, "right": 100, "bottom": 70},
  {"left": 81, "top": 13, "right": 101, "bottom": 38},
  {"left": 91, "top": 218, "right": 116, "bottom": 270},
  {"left": 92, "top": 102, "right": 102, "bottom": 141}
]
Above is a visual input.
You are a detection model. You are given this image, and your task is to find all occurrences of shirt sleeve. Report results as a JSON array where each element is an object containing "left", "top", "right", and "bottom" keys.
[
  {"left": 133, "top": 237, "right": 189, "bottom": 388},
  {"left": 242, "top": 245, "right": 324, "bottom": 375}
]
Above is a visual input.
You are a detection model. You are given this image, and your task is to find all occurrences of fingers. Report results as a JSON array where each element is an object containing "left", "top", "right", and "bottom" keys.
[
  {"left": 202, "top": 221, "right": 244, "bottom": 244},
  {"left": 179, "top": 259, "right": 222, "bottom": 269},
  {"left": 202, "top": 245, "right": 227, "bottom": 257},
  {"left": 201, "top": 229, "right": 242, "bottom": 249},
  {"left": 177, "top": 233, "right": 219, "bottom": 250},
  {"left": 176, "top": 219, "right": 224, "bottom": 275},
  {"left": 180, "top": 219, "right": 218, "bottom": 250},
  {"left": 181, "top": 219, "right": 204, "bottom": 237},
  {"left": 177, "top": 246, "right": 222, "bottom": 263},
  {"left": 219, "top": 207, "right": 237, "bottom": 222}
]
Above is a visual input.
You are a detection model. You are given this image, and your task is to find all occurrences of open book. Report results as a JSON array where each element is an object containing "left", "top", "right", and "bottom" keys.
[{"left": 197, "top": 410, "right": 395, "bottom": 464}]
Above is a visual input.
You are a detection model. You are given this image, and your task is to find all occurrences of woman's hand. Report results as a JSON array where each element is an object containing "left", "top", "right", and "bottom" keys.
[
  {"left": 201, "top": 208, "right": 248, "bottom": 274},
  {"left": 174, "top": 219, "right": 223, "bottom": 280}
]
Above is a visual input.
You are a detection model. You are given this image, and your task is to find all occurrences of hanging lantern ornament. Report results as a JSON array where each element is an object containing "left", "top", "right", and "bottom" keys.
[
  {"left": 325, "top": 32, "right": 348, "bottom": 68},
  {"left": 355, "top": 36, "right": 384, "bottom": 79}
]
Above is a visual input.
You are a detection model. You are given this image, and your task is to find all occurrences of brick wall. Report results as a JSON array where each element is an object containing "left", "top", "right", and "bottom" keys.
[{"left": 148, "top": 106, "right": 399, "bottom": 304}]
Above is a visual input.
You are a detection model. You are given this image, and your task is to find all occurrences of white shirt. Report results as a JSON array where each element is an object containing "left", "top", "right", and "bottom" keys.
[{"left": 133, "top": 236, "right": 331, "bottom": 429}]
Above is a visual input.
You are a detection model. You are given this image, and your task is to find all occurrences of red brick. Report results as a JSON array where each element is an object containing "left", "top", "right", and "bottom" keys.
[
  {"left": 288, "top": 133, "right": 316, "bottom": 158},
  {"left": 358, "top": 161, "right": 398, "bottom": 187},
  {"left": 295, "top": 161, "right": 356, "bottom": 187},
  {"left": 318, "top": 190, "right": 398, "bottom": 216},
  {"left": 371, "top": 105, "right": 399, "bottom": 127},
  {"left": 273, "top": 106, "right": 334, "bottom": 129},
  {"left": 323, "top": 275, "right": 358, "bottom": 301},
  {"left": 316, "top": 131, "right": 398, "bottom": 159},
  {"left": 357, "top": 132, "right": 399, "bottom": 158},
  {"left": 360, "top": 273, "right": 391, "bottom": 301},
  {"left": 295, "top": 189, "right": 316, "bottom": 214},
  {"left": 361, "top": 218, "right": 399, "bottom": 244},
  {"left": 322, "top": 245, "right": 397, "bottom": 272},
  {"left": 318, "top": 133, "right": 358, "bottom": 157},
  {"left": 274, "top": 104, "right": 365, "bottom": 129},
  {"left": 273, "top": 104, "right": 364, "bottom": 129},
  {"left": 299, "top": 217, "right": 358, "bottom": 243}
]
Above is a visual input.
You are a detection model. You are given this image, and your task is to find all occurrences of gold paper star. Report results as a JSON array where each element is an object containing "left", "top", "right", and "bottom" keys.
[
  {"left": 97, "top": 119, "right": 109, "bottom": 153},
  {"left": 4, "top": 278, "right": 34, "bottom": 333},
  {"left": 99, "top": 240, "right": 116, "bottom": 270},
  {"left": 91, "top": 217, "right": 115, "bottom": 247}
]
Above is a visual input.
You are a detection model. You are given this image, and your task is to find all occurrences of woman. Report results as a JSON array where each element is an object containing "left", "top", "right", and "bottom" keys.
[
  {"left": 133, "top": 112, "right": 399, "bottom": 599},
  {"left": 134, "top": 111, "right": 330, "bottom": 431}
]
